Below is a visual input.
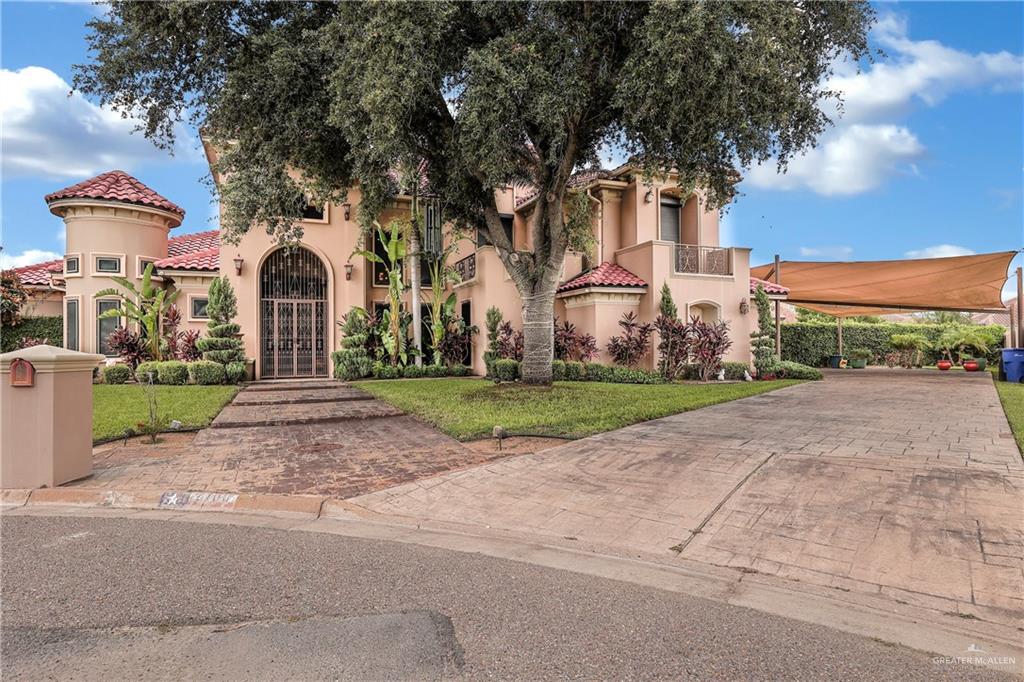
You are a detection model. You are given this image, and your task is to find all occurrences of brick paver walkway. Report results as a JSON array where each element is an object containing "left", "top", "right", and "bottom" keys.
[
  {"left": 352, "top": 371, "right": 1023, "bottom": 624},
  {"left": 74, "top": 381, "right": 505, "bottom": 497}
]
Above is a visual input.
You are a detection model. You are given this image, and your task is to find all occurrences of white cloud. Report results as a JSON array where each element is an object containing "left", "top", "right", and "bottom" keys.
[
  {"left": 747, "top": 124, "right": 924, "bottom": 195},
  {"left": 1, "top": 249, "right": 61, "bottom": 269},
  {"left": 746, "top": 14, "right": 1024, "bottom": 196},
  {"left": 0, "top": 66, "right": 198, "bottom": 179},
  {"left": 904, "top": 244, "right": 975, "bottom": 259},
  {"left": 799, "top": 245, "right": 854, "bottom": 260}
]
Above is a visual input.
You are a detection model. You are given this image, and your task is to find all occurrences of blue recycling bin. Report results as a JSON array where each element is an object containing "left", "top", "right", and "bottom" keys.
[{"left": 1002, "top": 348, "right": 1024, "bottom": 383}]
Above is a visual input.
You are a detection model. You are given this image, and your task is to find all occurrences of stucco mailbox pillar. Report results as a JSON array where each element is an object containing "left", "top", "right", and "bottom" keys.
[{"left": 0, "top": 345, "right": 103, "bottom": 489}]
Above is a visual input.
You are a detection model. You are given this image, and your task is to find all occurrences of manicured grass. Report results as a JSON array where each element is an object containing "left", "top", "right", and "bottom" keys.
[
  {"left": 994, "top": 380, "right": 1024, "bottom": 453},
  {"left": 93, "top": 384, "right": 239, "bottom": 443},
  {"left": 357, "top": 378, "right": 802, "bottom": 440}
]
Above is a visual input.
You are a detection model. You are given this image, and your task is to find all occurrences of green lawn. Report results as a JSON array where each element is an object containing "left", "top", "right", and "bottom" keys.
[
  {"left": 93, "top": 384, "right": 239, "bottom": 443},
  {"left": 357, "top": 378, "right": 802, "bottom": 440},
  {"left": 994, "top": 380, "right": 1024, "bottom": 453}
]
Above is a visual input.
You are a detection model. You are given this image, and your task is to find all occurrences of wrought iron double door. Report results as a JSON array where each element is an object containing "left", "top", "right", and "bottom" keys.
[{"left": 260, "top": 299, "right": 328, "bottom": 378}]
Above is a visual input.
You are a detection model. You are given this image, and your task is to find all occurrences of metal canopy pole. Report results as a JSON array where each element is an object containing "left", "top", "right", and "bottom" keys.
[
  {"left": 1011, "top": 264, "right": 1019, "bottom": 348},
  {"left": 837, "top": 317, "right": 844, "bottom": 356},
  {"left": 774, "top": 254, "right": 782, "bottom": 357}
]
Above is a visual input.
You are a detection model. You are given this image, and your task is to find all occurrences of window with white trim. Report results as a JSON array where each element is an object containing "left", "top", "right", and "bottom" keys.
[
  {"left": 660, "top": 198, "right": 681, "bottom": 243},
  {"left": 96, "top": 256, "right": 121, "bottom": 273},
  {"left": 66, "top": 299, "right": 79, "bottom": 351},
  {"left": 65, "top": 257, "right": 79, "bottom": 274},
  {"left": 191, "top": 296, "right": 210, "bottom": 319},
  {"left": 96, "top": 300, "right": 120, "bottom": 356}
]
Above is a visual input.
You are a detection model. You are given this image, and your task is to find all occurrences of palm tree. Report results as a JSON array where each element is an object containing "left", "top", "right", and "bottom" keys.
[{"left": 95, "top": 263, "right": 178, "bottom": 360}]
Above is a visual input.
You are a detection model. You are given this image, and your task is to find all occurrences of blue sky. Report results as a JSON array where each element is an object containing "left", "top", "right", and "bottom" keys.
[{"left": 2, "top": 1, "right": 1022, "bottom": 299}]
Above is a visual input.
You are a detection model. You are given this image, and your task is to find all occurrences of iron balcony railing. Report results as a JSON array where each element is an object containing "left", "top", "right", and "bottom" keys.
[
  {"left": 453, "top": 252, "right": 477, "bottom": 283},
  {"left": 673, "top": 244, "right": 733, "bottom": 276}
]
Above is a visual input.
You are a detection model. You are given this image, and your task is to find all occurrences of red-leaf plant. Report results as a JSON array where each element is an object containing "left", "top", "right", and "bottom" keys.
[
  {"left": 496, "top": 321, "right": 524, "bottom": 361},
  {"left": 554, "top": 318, "right": 598, "bottom": 362},
  {"left": 606, "top": 311, "right": 654, "bottom": 368},
  {"left": 686, "top": 315, "right": 732, "bottom": 381}
]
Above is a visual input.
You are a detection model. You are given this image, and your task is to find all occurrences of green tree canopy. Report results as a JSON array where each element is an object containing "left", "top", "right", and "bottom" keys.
[{"left": 75, "top": 0, "right": 874, "bottom": 383}]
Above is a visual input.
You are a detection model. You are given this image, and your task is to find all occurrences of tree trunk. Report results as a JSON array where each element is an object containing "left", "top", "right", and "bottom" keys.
[{"left": 520, "top": 281, "right": 556, "bottom": 384}]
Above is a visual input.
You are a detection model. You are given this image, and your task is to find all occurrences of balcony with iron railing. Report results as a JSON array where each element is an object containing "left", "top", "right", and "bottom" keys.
[
  {"left": 453, "top": 251, "right": 477, "bottom": 283},
  {"left": 672, "top": 244, "right": 733, "bottom": 276}
]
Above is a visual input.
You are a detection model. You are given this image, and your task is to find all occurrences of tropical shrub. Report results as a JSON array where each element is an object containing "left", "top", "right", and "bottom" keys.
[
  {"left": 936, "top": 326, "right": 993, "bottom": 363},
  {"left": 197, "top": 277, "right": 245, "bottom": 365},
  {"left": 357, "top": 219, "right": 409, "bottom": 366},
  {"left": 654, "top": 284, "right": 689, "bottom": 379},
  {"left": 889, "top": 333, "right": 929, "bottom": 368},
  {"left": 438, "top": 316, "right": 477, "bottom": 368},
  {"left": 449, "top": 364, "right": 469, "bottom": 377},
  {"left": 607, "top": 311, "right": 653, "bottom": 367},
  {"left": 483, "top": 306, "right": 503, "bottom": 376},
  {"left": 95, "top": 263, "right": 178, "bottom": 360},
  {"left": 551, "top": 359, "right": 566, "bottom": 381},
  {"left": 606, "top": 367, "right": 663, "bottom": 384},
  {"left": 156, "top": 360, "right": 188, "bottom": 385},
  {"left": 225, "top": 361, "right": 247, "bottom": 384},
  {"left": 582, "top": 362, "right": 612, "bottom": 382},
  {"left": 687, "top": 316, "right": 732, "bottom": 381},
  {"left": 334, "top": 307, "right": 375, "bottom": 380},
  {"left": 493, "top": 358, "right": 520, "bottom": 382},
  {"left": 848, "top": 348, "right": 872, "bottom": 362},
  {"left": 496, "top": 321, "right": 524, "bottom": 361},
  {"left": 402, "top": 364, "right": 426, "bottom": 378},
  {"left": 134, "top": 361, "right": 161, "bottom": 384},
  {"left": 554, "top": 319, "right": 598, "bottom": 362},
  {"left": 1, "top": 270, "right": 29, "bottom": 327},
  {"left": 774, "top": 360, "right": 823, "bottom": 380},
  {"left": 106, "top": 326, "right": 150, "bottom": 369},
  {"left": 1, "top": 316, "right": 63, "bottom": 353},
  {"left": 103, "top": 364, "right": 132, "bottom": 384},
  {"left": 189, "top": 360, "right": 226, "bottom": 385},
  {"left": 371, "top": 361, "right": 403, "bottom": 379}
]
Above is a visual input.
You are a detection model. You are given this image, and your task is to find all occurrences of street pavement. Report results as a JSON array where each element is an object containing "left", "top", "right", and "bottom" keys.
[{"left": 1, "top": 515, "right": 1013, "bottom": 681}]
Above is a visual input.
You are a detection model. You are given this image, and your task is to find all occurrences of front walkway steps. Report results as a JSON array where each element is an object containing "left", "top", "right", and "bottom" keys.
[{"left": 210, "top": 380, "right": 401, "bottom": 428}]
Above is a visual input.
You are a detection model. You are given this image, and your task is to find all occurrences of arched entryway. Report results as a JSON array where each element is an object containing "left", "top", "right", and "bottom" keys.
[{"left": 259, "top": 246, "right": 329, "bottom": 378}]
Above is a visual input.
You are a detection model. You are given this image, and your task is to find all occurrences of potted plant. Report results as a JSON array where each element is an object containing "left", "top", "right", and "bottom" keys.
[
  {"left": 848, "top": 349, "right": 871, "bottom": 369},
  {"left": 963, "top": 358, "right": 980, "bottom": 372},
  {"left": 936, "top": 359, "right": 953, "bottom": 371}
]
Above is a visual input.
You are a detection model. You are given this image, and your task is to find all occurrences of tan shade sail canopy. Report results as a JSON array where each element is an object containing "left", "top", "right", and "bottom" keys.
[{"left": 751, "top": 251, "right": 1017, "bottom": 318}]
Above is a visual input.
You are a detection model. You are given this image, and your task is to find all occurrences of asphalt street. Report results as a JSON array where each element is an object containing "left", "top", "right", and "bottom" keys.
[{"left": 0, "top": 515, "right": 1012, "bottom": 681}]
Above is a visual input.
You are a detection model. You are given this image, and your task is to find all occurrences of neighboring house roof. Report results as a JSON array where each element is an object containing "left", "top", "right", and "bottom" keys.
[
  {"left": 45, "top": 170, "right": 186, "bottom": 218},
  {"left": 155, "top": 230, "right": 221, "bottom": 272},
  {"left": 557, "top": 262, "right": 647, "bottom": 293},
  {"left": 7, "top": 259, "right": 62, "bottom": 286},
  {"left": 750, "top": 277, "right": 789, "bottom": 296}
]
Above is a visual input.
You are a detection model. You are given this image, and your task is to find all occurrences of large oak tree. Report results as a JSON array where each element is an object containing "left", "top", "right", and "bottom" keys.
[{"left": 75, "top": 0, "right": 873, "bottom": 383}]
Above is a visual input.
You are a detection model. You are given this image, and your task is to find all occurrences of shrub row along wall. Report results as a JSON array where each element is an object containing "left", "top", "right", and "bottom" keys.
[
  {"left": 1, "top": 316, "right": 63, "bottom": 353},
  {"left": 780, "top": 322, "right": 1006, "bottom": 367}
]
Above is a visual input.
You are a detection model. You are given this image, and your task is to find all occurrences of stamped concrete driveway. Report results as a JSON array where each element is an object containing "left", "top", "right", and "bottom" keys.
[{"left": 353, "top": 371, "right": 1023, "bottom": 626}]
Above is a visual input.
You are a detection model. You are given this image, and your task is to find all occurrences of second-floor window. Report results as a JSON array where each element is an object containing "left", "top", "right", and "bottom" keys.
[
  {"left": 65, "top": 257, "right": 79, "bottom": 274},
  {"left": 477, "top": 215, "right": 514, "bottom": 249},
  {"left": 660, "top": 198, "right": 681, "bottom": 243},
  {"left": 96, "top": 256, "right": 122, "bottom": 274},
  {"left": 302, "top": 204, "right": 325, "bottom": 221}
]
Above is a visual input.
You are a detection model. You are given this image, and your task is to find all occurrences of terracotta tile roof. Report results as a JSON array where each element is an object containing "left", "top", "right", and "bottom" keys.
[
  {"left": 750, "top": 277, "right": 789, "bottom": 295},
  {"left": 154, "top": 247, "right": 220, "bottom": 272},
  {"left": 7, "top": 259, "right": 63, "bottom": 286},
  {"left": 515, "top": 169, "right": 613, "bottom": 209},
  {"left": 557, "top": 262, "right": 647, "bottom": 293},
  {"left": 45, "top": 170, "right": 185, "bottom": 218},
  {"left": 166, "top": 229, "right": 220, "bottom": 257}
]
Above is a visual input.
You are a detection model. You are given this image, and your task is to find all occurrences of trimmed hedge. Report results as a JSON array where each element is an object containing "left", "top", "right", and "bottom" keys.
[
  {"left": 157, "top": 361, "right": 189, "bottom": 385},
  {"left": 135, "top": 361, "right": 161, "bottom": 384},
  {"left": 723, "top": 362, "right": 751, "bottom": 380},
  {"left": 370, "top": 362, "right": 470, "bottom": 380},
  {"left": 780, "top": 322, "right": 1006, "bottom": 367},
  {"left": 189, "top": 360, "right": 227, "bottom": 385},
  {"left": 1, "top": 316, "right": 63, "bottom": 353},
  {"left": 773, "top": 360, "right": 823, "bottom": 380},
  {"left": 493, "top": 359, "right": 520, "bottom": 382},
  {"left": 102, "top": 364, "right": 132, "bottom": 384},
  {"left": 226, "top": 361, "right": 247, "bottom": 384}
]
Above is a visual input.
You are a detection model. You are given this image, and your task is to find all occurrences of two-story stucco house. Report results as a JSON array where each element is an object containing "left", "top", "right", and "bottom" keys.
[{"left": 16, "top": 163, "right": 788, "bottom": 378}]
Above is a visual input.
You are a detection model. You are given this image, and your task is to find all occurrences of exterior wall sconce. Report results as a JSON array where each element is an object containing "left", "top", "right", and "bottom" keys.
[
  {"left": 344, "top": 262, "right": 354, "bottom": 281},
  {"left": 343, "top": 204, "right": 352, "bottom": 221},
  {"left": 644, "top": 188, "right": 654, "bottom": 203},
  {"left": 233, "top": 255, "right": 244, "bottom": 276},
  {"left": 739, "top": 298, "right": 750, "bottom": 315}
]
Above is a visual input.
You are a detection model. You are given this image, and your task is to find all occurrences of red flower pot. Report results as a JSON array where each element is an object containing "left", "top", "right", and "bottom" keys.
[
  {"left": 962, "top": 360, "right": 980, "bottom": 372},
  {"left": 937, "top": 360, "right": 953, "bottom": 371}
]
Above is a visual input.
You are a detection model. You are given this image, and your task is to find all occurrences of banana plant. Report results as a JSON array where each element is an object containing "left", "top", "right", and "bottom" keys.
[
  {"left": 424, "top": 248, "right": 461, "bottom": 366},
  {"left": 95, "top": 263, "right": 178, "bottom": 360},
  {"left": 356, "top": 219, "right": 407, "bottom": 366}
]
